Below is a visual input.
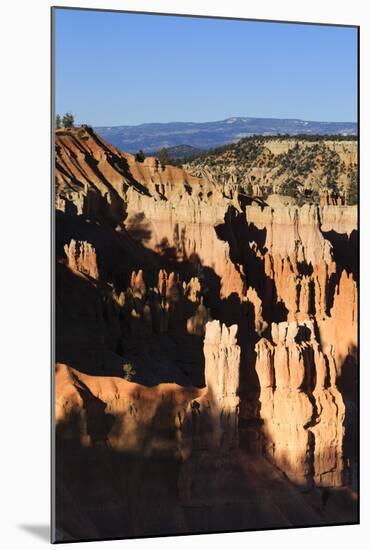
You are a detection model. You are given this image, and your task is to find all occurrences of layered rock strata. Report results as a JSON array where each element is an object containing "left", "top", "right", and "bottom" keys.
[
  {"left": 178, "top": 321, "right": 241, "bottom": 458},
  {"left": 255, "top": 321, "right": 345, "bottom": 488},
  {"left": 55, "top": 127, "right": 357, "bottom": 499}
]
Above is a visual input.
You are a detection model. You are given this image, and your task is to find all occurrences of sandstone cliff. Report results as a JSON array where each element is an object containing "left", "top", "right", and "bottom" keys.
[
  {"left": 255, "top": 321, "right": 345, "bottom": 488},
  {"left": 54, "top": 128, "right": 357, "bottom": 538}
]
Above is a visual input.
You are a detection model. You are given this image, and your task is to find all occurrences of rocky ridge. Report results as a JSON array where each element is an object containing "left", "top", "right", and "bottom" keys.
[{"left": 183, "top": 137, "right": 357, "bottom": 202}]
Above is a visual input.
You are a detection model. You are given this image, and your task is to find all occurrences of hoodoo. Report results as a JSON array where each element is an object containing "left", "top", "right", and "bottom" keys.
[{"left": 55, "top": 126, "right": 357, "bottom": 539}]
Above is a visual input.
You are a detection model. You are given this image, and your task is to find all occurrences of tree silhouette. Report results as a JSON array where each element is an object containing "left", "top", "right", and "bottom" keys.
[
  {"left": 62, "top": 112, "right": 75, "bottom": 128},
  {"left": 347, "top": 177, "right": 358, "bottom": 205},
  {"left": 158, "top": 147, "right": 169, "bottom": 167},
  {"left": 135, "top": 149, "right": 145, "bottom": 162}
]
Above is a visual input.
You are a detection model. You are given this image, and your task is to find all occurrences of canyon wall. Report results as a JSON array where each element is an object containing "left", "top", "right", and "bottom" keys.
[{"left": 55, "top": 127, "right": 357, "bottom": 499}]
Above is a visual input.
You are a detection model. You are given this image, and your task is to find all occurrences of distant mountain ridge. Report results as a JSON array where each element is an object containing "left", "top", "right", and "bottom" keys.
[{"left": 94, "top": 116, "right": 357, "bottom": 153}]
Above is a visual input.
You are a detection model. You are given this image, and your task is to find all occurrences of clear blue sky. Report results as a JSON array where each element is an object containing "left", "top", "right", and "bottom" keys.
[{"left": 54, "top": 8, "right": 358, "bottom": 126}]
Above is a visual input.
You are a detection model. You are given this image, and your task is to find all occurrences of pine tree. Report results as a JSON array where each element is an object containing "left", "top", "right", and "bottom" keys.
[
  {"left": 246, "top": 180, "right": 253, "bottom": 196},
  {"left": 55, "top": 114, "right": 61, "bottom": 128},
  {"left": 158, "top": 147, "right": 169, "bottom": 167},
  {"left": 347, "top": 177, "right": 358, "bottom": 205},
  {"left": 62, "top": 112, "right": 74, "bottom": 128},
  {"left": 135, "top": 149, "right": 145, "bottom": 162}
]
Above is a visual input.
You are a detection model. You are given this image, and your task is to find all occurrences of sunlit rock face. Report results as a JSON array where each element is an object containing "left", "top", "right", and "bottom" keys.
[
  {"left": 237, "top": 203, "right": 357, "bottom": 488},
  {"left": 55, "top": 362, "right": 203, "bottom": 452},
  {"left": 54, "top": 128, "right": 357, "bottom": 539},
  {"left": 64, "top": 239, "right": 99, "bottom": 280},
  {"left": 254, "top": 321, "right": 345, "bottom": 488},
  {"left": 178, "top": 321, "right": 241, "bottom": 458}
]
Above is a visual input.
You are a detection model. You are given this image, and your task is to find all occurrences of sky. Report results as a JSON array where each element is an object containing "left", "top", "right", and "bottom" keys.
[{"left": 54, "top": 8, "right": 358, "bottom": 126}]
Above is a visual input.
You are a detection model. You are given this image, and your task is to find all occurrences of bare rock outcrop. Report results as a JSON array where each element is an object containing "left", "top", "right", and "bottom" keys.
[
  {"left": 254, "top": 321, "right": 345, "bottom": 488},
  {"left": 55, "top": 127, "right": 245, "bottom": 301},
  {"left": 55, "top": 128, "right": 357, "bottom": 504},
  {"left": 319, "top": 269, "right": 357, "bottom": 375},
  {"left": 179, "top": 321, "right": 241, "bottom": 456},
  {"left": 244, "top": 203, "right": 357, "bottom": 338},
  {"left": 55, "top": 362, "right": 203, "bottom": 451},
  {"left": 64, "top": 239, "right": 99, "bottom": 279}
]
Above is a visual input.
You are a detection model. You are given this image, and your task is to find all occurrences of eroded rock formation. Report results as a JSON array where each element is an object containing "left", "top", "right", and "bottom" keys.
[
  {"left": 64, "top": 239, "right": 99, "bottom": 279},
  {"left": 178, "top": 321, "right": 241, "bottom": 457},
  {"left": 255, "top": 321, "right": 345, "bottom": 488},
  {"left": 54, "top": 127, "right": 357, "bottom": 539}
]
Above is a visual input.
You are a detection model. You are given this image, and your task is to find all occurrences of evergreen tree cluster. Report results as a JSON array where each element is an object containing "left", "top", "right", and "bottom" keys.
[{"left": 55, "top": 112, "right": 75, "bottom": 129}]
